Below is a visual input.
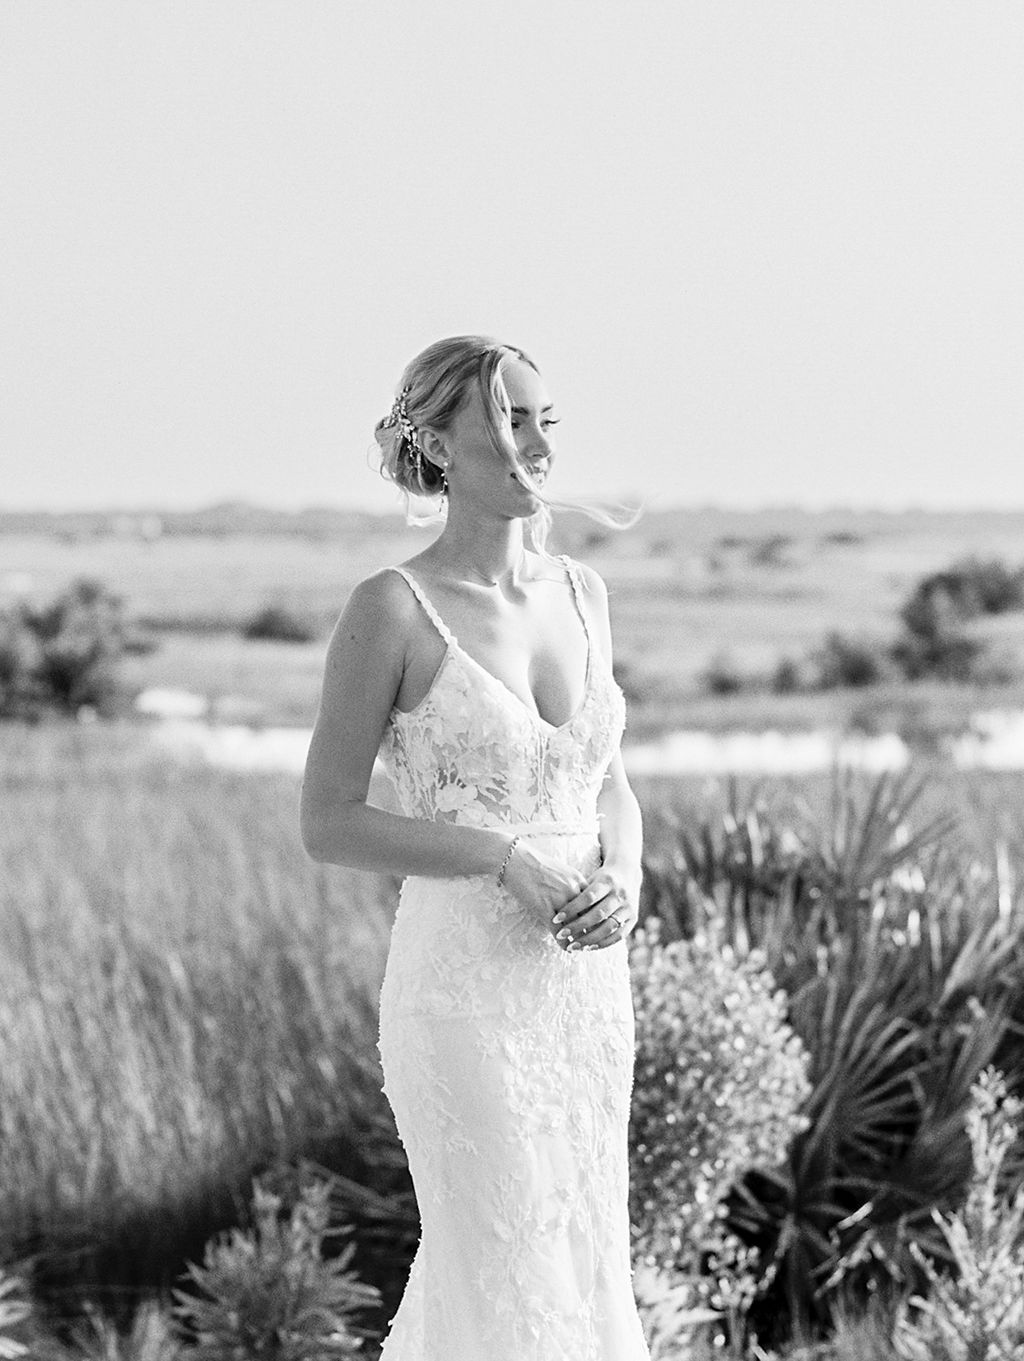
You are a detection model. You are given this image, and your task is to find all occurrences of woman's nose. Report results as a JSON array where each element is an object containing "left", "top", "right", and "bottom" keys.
[{"left": 522, "top": 424, "right": 553, "bottom": 458}]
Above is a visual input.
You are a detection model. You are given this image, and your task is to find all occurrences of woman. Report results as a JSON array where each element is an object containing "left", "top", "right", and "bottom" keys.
[{"left": 300, "top": 336, "right": 650, "bottom": 1360}]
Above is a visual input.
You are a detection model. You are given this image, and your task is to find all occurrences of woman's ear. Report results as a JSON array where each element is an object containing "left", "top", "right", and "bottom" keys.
[{"left": 418, "top": 428, "right": 449, "bottom": 476}]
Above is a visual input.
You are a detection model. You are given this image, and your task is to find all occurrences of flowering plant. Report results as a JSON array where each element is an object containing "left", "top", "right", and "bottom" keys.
[{"left": 629, "top": 921, "right": 810, "bottom": 1344}]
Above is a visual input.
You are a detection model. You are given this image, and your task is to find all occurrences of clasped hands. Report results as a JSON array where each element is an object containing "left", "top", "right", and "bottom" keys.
[
  {"left": 499, "top": 840, "right": 639, "bottom": 951},
  {"left": 549, "top": 867, "right": 639, "bottom": 952}
]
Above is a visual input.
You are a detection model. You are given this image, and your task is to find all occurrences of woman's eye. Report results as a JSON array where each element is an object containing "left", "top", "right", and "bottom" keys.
[{"left": 542, "top": 419, "right": 560, "bottom": 429}]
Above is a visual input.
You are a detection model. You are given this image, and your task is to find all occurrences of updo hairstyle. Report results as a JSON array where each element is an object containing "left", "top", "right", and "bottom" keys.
[{"left": 375, "top": 335, "right": 536, "bottom": 499}]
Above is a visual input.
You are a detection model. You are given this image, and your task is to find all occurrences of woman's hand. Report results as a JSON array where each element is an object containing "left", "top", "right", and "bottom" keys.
[
  {"left": 549, "top": 865, "right": 640, "bottom": 952},
  {"left": 500, "top": 840, "right": 588, "bottom": 925}
]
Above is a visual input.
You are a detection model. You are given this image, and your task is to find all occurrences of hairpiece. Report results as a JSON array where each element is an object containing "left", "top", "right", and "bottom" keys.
[{"left": 382, "top": 386, "right": 420, "bottom": 452}]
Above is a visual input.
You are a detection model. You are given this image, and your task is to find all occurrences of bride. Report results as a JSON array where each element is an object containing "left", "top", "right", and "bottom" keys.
[{"left": 301, "top": 336, "right": 650, "bottom": 1359}]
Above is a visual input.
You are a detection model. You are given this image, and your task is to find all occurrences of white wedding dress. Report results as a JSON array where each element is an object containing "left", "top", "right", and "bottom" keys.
[{"left": 375, "top": 555, "right": 650, "bottom": 1361}]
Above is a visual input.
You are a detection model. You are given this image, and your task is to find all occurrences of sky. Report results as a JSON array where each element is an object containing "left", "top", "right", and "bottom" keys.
[{"left": 2, "top": 2, "right": 1022, "bottom": 514}]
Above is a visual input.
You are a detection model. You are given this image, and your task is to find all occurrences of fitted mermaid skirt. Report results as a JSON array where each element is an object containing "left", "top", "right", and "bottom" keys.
[
  {"left": 377, "top": 832, "right": 648, "bottom": 1361},
  {"left": 373, "top": 558, "right": 650, "bottom": 1359}
]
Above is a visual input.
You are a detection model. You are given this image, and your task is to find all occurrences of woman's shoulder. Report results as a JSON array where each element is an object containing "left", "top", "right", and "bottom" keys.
[
  {"left": 554, "top": 553, "right": 608, "bottom": 603},
  {"left": 340, "top": 565, "right": 423, "bottom": 633}
]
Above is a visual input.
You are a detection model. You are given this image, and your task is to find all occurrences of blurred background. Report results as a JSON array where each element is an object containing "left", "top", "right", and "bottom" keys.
[{"left": 3, "top": 5, "right": 1024, "bottom": 1359}]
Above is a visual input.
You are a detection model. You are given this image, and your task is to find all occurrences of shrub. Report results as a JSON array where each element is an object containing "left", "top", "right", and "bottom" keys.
[
  {"left": 748, "top": 534, "right": 792, "bottom": 568},
  {"left": 638, "top": 769, "right": 1024, "bottom": 1347},
  {"left": 812, "top": 631, "right": 891, "bottom": 689},
  {"left": 903, "top": 557, "right": 1024, "bottom": 628},
  {"left": 770, "top": 656, "right": 804, "bottom": 695},
  {"left": 242, "top": 606, "right": 318, "bottom": 644},
  {"left": 701, "top": 653, "right": 746, "bottom": 696},
  {"left": 0, "top": 578, "right": 138, "bottom": 720},
  {"left": 889, "top": 627, "right": 984, "bottom": 684},
  {"left": 172, "top": 1174, "right": 380, "bottom": 1359},
  {"left": 0, "top": 1268, "right": 30, "bottom": 1359},
  {"left": 629, "top": 923, "right": 811, "bottom": 1349},
  {"left": 893, "top": 1067, "right": 1024, "bottom": 1361},
  {"left": 31, "top": 1301, "right": 182, "bottom": 1360}
]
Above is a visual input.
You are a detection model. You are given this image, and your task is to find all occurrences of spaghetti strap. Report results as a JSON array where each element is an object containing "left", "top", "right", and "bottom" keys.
[
  {"left": 390, "top": 567, "right": 458, "bottom": 649},
  {"left": 558, "top": 554, "right": 591, "bottom": 645}
]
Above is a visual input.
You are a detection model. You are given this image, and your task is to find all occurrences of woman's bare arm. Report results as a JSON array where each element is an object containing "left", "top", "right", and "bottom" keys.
[
  {"left": 551, "top": 564, "right": 643, "bottom": 947},
  {"left": 299, "top": 570, "right": 513, "bottom": 877}
]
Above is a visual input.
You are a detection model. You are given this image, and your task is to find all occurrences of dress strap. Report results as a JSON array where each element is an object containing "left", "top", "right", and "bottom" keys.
[
  {"left": 390, "top": 567, "right": 458, "bottom": 649},
  {"left": 558, "top": 554, "right": 591, "bottom": 643}
]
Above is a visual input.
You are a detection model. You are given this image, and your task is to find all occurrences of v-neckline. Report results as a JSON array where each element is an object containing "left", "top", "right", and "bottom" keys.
[
  {"left": 393, "top": 558, "right": 593, "bottom": 732},
  {"left": 449, "top": 632, "right": 593, "bottom": 734}
]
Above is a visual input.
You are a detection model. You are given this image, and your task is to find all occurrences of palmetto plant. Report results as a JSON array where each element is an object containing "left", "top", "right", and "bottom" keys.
[
  {"left": 640, "top": 767, "right": 1024, "bottom": 1347},
  {"left": 0, "top": 1269, "right": 30, "bottom": 1360}
]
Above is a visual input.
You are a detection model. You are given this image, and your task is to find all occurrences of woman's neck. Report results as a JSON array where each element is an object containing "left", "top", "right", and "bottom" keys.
[{"left": 429, "top": 508, "right": 529, "bottom": 588}]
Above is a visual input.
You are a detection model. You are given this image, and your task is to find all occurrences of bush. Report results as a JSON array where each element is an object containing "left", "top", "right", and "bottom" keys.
[
  {"left": 242, "top": 606, "right": 318, "bottom": 644},
  {"left": 0, "top": 578, "right": 139, "bottom": 720},
  {"left": 172, "top": 1174, "right": 380, "bottom": 1359},
  {"left": 748, "top": 534, "right": 792, "bottom": 569},
  {"left": 893, "top": 1067, "right": 1024, "bottom": 1361},
  {"left": 629, "top": 923, "right": 811, "bottom": 1348},
  {"left": 903, "top": 557, "right": 1024, "bottom": 628},
  {"left": 889, "top": 627, "right": 984, "bottom": 684},
  {"left": 0, "top": 1267, "right": 30, "bottom": 1358},
  {"left": 890, "top": 556, "right": 1024, "bottom": 685},
  {"left": 638, "top": 769, "right": 1024, "bottom": 1347},
  {"left": 812, "top": 631, "right": 891, "bottom": 689},
  {"left": 770, "top": 656, "right": 804, "bottom": 695},
  {"left": 30, "top": 1301, "right": 182, "bottom": 1360},
  {"left": 701, "top": 653, "right": 746, "bottom": 696}
]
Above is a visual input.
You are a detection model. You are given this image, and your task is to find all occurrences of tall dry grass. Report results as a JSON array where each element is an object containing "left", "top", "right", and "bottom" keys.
[{"left": 0, "top": 724, "right": 403, "bottom": 1310}]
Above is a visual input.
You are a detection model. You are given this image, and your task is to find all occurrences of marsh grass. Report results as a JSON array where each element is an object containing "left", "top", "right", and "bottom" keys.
[{"left": 0, "top": 725, "right": 406, "bottom": 1322}]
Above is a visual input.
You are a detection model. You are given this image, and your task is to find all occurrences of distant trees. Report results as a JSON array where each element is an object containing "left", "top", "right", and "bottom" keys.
[
  {"left": 0, "top": 578, "right": 152, "bottom": 720},
  {"left": 705, "top": 555, "right": 1024, "bottom": 700}
]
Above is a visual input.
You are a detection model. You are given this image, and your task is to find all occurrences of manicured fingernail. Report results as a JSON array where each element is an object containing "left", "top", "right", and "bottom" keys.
[
  {"left": 556, "top": 928, "right": 571, "bottom": 941},
  {"left": 552, "top": 913, "right": 566, "bottom": 925}
]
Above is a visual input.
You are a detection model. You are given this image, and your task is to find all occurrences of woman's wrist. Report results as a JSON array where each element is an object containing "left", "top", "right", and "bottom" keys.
[
  {"left": 495, "top": 834, "right": 523, "bottom": 887},
  {"left": 601, "top": 856, "right": 642, "bottom": 900}
]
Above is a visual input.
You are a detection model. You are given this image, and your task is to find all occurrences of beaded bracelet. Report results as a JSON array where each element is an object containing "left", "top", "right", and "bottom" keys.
[{"left": 495, "top": 834, "right": 522, "bottom": 888}]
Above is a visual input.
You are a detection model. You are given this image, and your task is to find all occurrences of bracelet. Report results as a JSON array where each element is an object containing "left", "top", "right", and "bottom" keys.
[{"left": 495, "top": 834, "right": 522, "bottom": 888}]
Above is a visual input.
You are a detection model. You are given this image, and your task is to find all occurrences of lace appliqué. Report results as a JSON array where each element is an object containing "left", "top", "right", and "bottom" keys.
[{"left": 375, "top": 557, "right": 649, "bottom": 1360}]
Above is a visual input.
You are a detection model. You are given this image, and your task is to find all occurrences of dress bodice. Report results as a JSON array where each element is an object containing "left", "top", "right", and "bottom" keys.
[{"left": 377, "top": 555, "right": 626, "bottom": 832}]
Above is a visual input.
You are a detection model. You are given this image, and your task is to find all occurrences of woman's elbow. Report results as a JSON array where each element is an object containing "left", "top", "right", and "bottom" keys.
[{"left": 298, "top": 788, "right": 361, "bottom": 864}]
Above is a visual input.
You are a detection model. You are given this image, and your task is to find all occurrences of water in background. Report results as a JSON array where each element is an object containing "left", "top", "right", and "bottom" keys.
[{"left": 137, "top": 688, "right": 1024, "bottom": 776}]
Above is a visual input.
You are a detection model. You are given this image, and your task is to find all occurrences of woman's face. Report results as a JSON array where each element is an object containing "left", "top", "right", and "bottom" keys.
[{"left": 442, "top": 358, "right": 559, "bottom": 517}]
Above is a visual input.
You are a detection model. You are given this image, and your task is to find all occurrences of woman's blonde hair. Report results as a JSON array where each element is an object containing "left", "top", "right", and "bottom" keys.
[{"left": 374, "top": 335, "right": 638, "bottom": 549}]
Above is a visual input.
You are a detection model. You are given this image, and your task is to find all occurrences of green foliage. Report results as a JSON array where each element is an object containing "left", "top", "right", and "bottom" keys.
[
  {"left": 0, "top": 578, "right": 144, "bottom": 719},
  {"left": 242, "top": 606, "right": 318, "bottom": 645},
  {"left": 893, "top": 1068, "right": 1024, "bottom": 1361},
  {"left": 172, "top": 1177, "right": 379, "bottom": 1359}
]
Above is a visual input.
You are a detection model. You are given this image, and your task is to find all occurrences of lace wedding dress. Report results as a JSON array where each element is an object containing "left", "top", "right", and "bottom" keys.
[{"left": 375, "top": 556, "right": 650, "bottom": 1360}]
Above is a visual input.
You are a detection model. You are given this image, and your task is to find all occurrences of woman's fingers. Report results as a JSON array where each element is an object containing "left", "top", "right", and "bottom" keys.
[{"left": 553, "top": 886, "right": 631, "bottom": 949}]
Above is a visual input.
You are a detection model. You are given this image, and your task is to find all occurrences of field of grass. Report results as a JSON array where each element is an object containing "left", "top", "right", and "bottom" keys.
[
  {"left": 4, "top": 720, "right": 1024, "bottom": 1355},
  {"left": 4, "top": 507, "right": 1024, "bottom": 736}
]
